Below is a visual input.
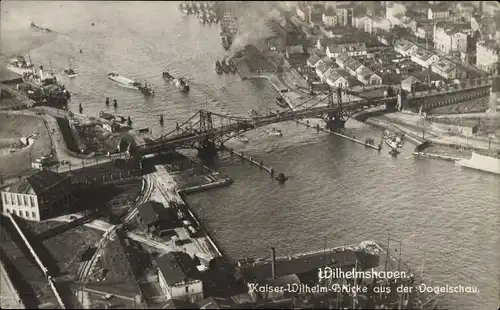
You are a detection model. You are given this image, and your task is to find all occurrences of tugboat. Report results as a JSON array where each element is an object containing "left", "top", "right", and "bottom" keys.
[
  {"left": 175, "top": 77, "right": 190, "bottom": 92},
  {"left": 221, "top": 58, "right": 230, "bottom": 74},
  {"left": 276, "top": 95, "right": 288, "bottom": 108},
  {"left": 138, "top": 82, "right": 155, "bottom": 96},
  {"left": 269, "top": 128, "right": 283, "bottom": 137},
  {"left": 215, "top": 60, "right": 223, "bottom": 75},
  {"left": 64, "top": 68, "right": 77, "bottom": 78},
  {"left": 162, "top": 70, "right": 175, "bottom": 81},
  {"left": 228, "top": 58, "right": 237, "bottom": 73}
]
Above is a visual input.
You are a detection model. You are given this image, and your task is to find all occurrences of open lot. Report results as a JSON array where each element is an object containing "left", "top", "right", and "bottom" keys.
[{"left": 0, "top": 112, "right": 52, "bottom": 177}]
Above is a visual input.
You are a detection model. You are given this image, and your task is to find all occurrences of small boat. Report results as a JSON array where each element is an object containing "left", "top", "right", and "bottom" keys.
[
  {"left": 108, "top": 72, "right": 140, "bottom": 89},
  {"left": 175, "top": 77, "right": 190, "bottom": 92},
  {"left": 275, "top": 172, "right": 288, "bottom": 183},
  {"left": 138, "top": 83, "right": 155, "bottom": 96},
  {"left": 215, "top": 60, "right": 223, "bottom": 75},
  {"left": 269, "top": 128, "right": 283, "bottom": 137},
  {"left": 276, "top": 96, "right": 288, "bottom": 108},
  {"left": 386, "top": 138, "right": 398, "bottom": 149},
  {"left": 6, "top": 56, "right": 34, "bottom": 75},
  {"left": 64, "top": 68, "right": 77, "bottom": 78},
  {"left": 236, "top": 135, "right": 249, "bottom": 143},
  {"left": 249, "top": 109, "right": 260, "bottom": 117},
  {"left": 221, "top": 59, "right": 230, "bottom": 73},
  {"left": 162, "top": 71, "right": 175, "bottom": 81}
]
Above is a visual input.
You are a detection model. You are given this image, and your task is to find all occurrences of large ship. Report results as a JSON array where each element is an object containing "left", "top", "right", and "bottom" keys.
[
  {"left": 6, "top": 56, "right": 34, "bottom": 75},
  {"left": 108, "top": 73, "right": 154, "bottom": 95},
  {"left": 30, "top": 22, "right": 52, "bottom": 33},
  {"left": 23, "top": 66, "right": 71, "bottom": 100}
]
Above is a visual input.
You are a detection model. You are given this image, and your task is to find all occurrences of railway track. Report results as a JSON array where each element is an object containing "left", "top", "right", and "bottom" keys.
[{"left": 73, "top": 175, "right": 153, "bottom": 308}]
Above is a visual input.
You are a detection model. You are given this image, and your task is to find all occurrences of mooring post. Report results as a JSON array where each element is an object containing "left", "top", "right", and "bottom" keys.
[{"left": 270, "top": 168, "right": 274, "bottom": 177}]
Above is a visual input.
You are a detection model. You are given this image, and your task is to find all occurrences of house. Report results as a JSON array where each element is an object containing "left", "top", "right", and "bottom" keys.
[
  {"left": 401, "top": 76, "right": 424, "bottom": 93},
  {"left": 137, "top": 201, "right": 176, "bottom": 237},
  {"left": 344, "top": 58, "right": 363, "bottom": 76},
  {"left": 325, "top": 70, "right": 350, "bottom": 88},
  {"left": 326, "top": 43, "right": 367, "bottom": 58},
  {"left": 427, "top": 5, "right": 450, "bottom": 20},
  {"left": 431, "top": 58, "right": 458, "bottom": 79},
  {"left": 157, "top": 252, "right": 204, "bottom": 303},
  {"left": 434, "top": 24, "right": 470, "bottom": 54},
  {"left": 393, "top": 39, "right": 418, "bottom": 57},
  {"left": 410, "top": 48, "right": 439, "bottom": 68},
  {"left": 285, "top": 44, "right": 305, "bottom": 59},
  {"left": 163, "top": 299, "right": 199, "bottom": 309},
  {"left": 1, "top": 170, "right": 72, "bottom": 222},
  {"left": 315, "top": 61, "right": 333, "bottom": 81},
  {"left": 335, "top": 53, "right": 351, "bottom": 69},
  {"left": 476, "top": 40, "right": 500, "bottom": 74},
  {"left": 356, "top": 67, "right": 381, "bottom": 86},
  {"left": 306, "top": 54, "right": 322, "bottom": 68},
  {"left": 377, "top": 33, "right": 395, "bottom": 46},
  {"left": 197, "top": 297, "right": 234, "bottom": 309},
  {"left": 322, "top": 7, "right": 337, "bottom": 27},
  {"left": 248, "top": 274, "right": 302, "bottom": 301}
]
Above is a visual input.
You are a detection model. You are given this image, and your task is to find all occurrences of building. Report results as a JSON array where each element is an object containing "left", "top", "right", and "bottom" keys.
[
  {"left": 163, "top": 299, "right": 199, "bottom": 309},
  {"left": 431, "top": 58, "right": 460, "bottom": 79},
  {"left": 335, "top": 53, "right": 351, "bottom": 69},
  {"left": 285, "top": 44, "right": 305, "bottom": 60},
  {"left": 386, "top": 3, "right": 406, "bottom": 26},
  {"left": 322, "top": 7, "right": 337, "bottom": 27},
  {"left": 157, "top": 252, "right": 204, "bottom": 303},
  {"left": 316, "top": 38, "right": 335, "bottom": 50},
  {"left": 315, "top": 61, "right": 334, "bottom": 81},
  {"left": 352, "top": 16, "right": 366, "bottom": 30},
  {"left": 410, "top": 48, "right": 439, "bottom": 68},
  {"left": 296, "top": 4, "right": 308, "bottom": 23},
  {"left": 137, "top": 201, "right": 176, "bottom": 237},
  {"left": 456, "top": 2, "right": 475, "bottom": 22},
  {"left": 476, "top": 40, "right": 500, "bottom": 74},
  {"left": 325, "top": 70, "right": 350, "bottom": 88},
  {"left": 394, "top": 39, "right": 418, "bottom": 57},
  {"left": 326, "top": 43, "right": 367, "bottom": 58},
  {"left": 356, "top": 67, "right": 383, "bottom": 86},
  {"left": 336, "top": 3, "right": 354, "bottom": 26},
  {"left": 344, "top": 58, "right": 364, "bottom": 76},
  {"left": 306, "top": 54, "right": 322, "bottom": 68},
  {"left": 401, "top": 76, "right": 425, "bottom": 93},
  {"left": 197, "top": 297, "right": 234, "bottom": 309},
  {"left": 427, "top": 5, "right": 450, "bottom": 20},
  {"left": 308, "top": 4, "right": 325, "bottom": 27},
  {"left": 1, "top": 170, "right": 72, "bottom": 222}
]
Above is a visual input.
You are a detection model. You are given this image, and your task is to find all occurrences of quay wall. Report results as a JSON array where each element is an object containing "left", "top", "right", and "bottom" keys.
[{"left": 2, "top": 213, "right": 66, "bottom": 309}]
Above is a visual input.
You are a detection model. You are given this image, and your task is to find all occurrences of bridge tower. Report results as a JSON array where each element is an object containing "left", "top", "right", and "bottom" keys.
[
  {"left": 198, "top": 110, "right": 218, "bottom": 158},
  {"left": 324, "top": 86, "right": 347, "bottom": 132}
]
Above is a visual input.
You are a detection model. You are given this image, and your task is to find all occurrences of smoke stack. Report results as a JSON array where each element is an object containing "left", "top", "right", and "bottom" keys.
[{"left": 271, "top": 247, "right": 276, "bottom": 279}]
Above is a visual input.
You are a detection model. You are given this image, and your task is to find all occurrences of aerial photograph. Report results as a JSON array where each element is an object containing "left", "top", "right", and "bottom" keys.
[{"left": 0, "top": 1, "right": 499, "bottom": 309}]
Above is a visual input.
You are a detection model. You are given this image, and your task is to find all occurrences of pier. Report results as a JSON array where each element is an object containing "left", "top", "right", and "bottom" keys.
[
  {"left": 412, "top": 151, "right": 461, "bottom": 162},
  {"left": 221, "top": 146, "right": 275, "bottom": 176}
]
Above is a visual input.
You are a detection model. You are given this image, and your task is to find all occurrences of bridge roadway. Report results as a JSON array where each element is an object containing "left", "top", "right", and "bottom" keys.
[{"left": 136, "top": 96, "right": 396, "bottom": 155}]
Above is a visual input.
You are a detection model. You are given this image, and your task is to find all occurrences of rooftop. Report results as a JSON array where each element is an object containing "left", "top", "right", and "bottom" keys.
[
  {"left": 198, "top": 297, "right": 234, "bottom": 309},
  {"left": 164, "top": 299, "right": 199, "bottom": 309},
  {"left": 431, "top": 58, "right": 457, "bottom": 73},
  {"left": 137, "top": 201, "right": 174, "bottom": 226},
  {"left": 394, "top": 39, "right": 416, "bottom": 52},
  {"left": 307, "top": 54, "right": 321, "bottom": 66},
  {"left": 6, "top": 169, "right": 69, "bottom": 195},
  {"left": 336, "top": 53, "right": 351, "bottom": 64},
  {"left": 402, "top": 76, "right": 422, "bottom": 88},
  {"left": 156, "top": 252, "right": 200, "bottom": 286},
  {"left": 328, "top": 43, "right": 367, "bottom": 54},
  {"left": 345, "top": 58, "right": 363, "bottom": 72},
  {"left": 411, "top": 48, "right": 435, "bottom": 62}
]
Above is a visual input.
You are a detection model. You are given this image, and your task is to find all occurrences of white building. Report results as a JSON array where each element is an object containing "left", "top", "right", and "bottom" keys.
[
  {"left": 476, "top": 41, "right": 500, "bottom": 74},
  {"left": 326, "top": 43, "right": 367, "bottom": 58},
  {"left": 427, "top": 6, "right": 450, "bottom": 20},
  {"left": 394, "top": 39, "right": 418, "bottom": 57},
  {"left": 296, "top": 4, "right": 308, "bottom": 23},
  {"left": 431, "top": 58, "right": 459, "bottom": 79},
  {"left": 410, "top": 48, "right": 440, "bottom": 68},
  {"left": 1, "top": 170, "right": 72, "bottom": 222},
  {"left": 325, "top": 70, "right": 350, "bottom": 88},
  {"left": 322, "top": 8, "right": 337, "bottom": 27},
  {"left": 157, "top": 252, "right": 204, "bottom": 303}
]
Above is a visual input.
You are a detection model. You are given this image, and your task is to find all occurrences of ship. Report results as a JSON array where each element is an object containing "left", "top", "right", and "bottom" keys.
[
  {"left": 249, "top": 109, "right": 260, "bottom": 117},
  {"left": 30, "top": 22, "right": 52, "bottom": 33},
  {"left": 108, "top": 72, "right": 141, "bottom": 89},
  {"left": 456, "top": 152, "right": 500, "bottom": 175},
  {"left": 276, "top": 95, "right": 288, "bottom": 108},
  {"left": 175, "top": 77, "right": 190, "bottom": 92},
  {"left": 23, "top": 66, "right": 71, "bottom": 99},
  {"left": 269, "top": 128, "right": 283, "bottom": 137},
  {"left": 162, "top": 70, "right": 175, "bottom": 81},
  {"left": 138, "top": 83, "right": 155, "bottom": 96},
  {"left": 6, "top": 56, "right": 34, "bottom": 75}
]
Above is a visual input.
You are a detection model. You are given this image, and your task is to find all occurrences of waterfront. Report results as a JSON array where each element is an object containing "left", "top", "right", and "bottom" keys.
[{"left": 1, "top": 1, "right": 500, "bottom": 309}]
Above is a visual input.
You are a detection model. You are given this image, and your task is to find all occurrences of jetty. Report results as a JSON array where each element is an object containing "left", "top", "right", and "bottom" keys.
[{"left": 221, "top": 146, "right": 275, "bottom": 176}]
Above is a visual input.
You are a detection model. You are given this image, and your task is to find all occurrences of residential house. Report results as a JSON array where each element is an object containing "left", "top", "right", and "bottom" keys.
[
  {"left": 393, "top": 39, "right": 418, "bottom": 57},
  {"left": 357, "top": 67, "right": 382, "bottom": 86},
  {"left": 197, "top": 297, "right": 234, "bottom": 309},
  {"left": 306, "top": 54, "right": 322, "bottom": 68},
  {"left": 431, "top": 58, "right": 459, "bottom": 79},
  {"left": 248, "top": 274, "right": 302, "bottom": 301},
  {"left": 401, "top": 76, "right": 425, "bottom": 93},
  {"left": 322, "top": 7, "right": 337, "bottom": 27},
  {"left": 377, "top": 33, "right": 395, "bottom": 46},
  {"left": 326, "top": 43, "right": 367, "bottom": 58},
  {"left": 325, "top": 70, "right": 350, "bottom": 88},
  {"left": 315, "top": 61, "right": 334, "bottom": 81},
  {"left": 344, "top": 58, "right": 364, "bottom": 76},
  {"left": 1, "top": 170, "right": 72, "bottom": 222},
  {"left": 410, "top": 48, "right": 439, "bottom": 68},
  {"left": 157, "top": 252, "right": 204, "bottom": 303},
  {"left": 163, "top": 299, "right": 199, "bottom": 309},
  {"left": 137, "top": 201, "right": 177, "bottom": 237},
  {"left": 476, "top": 40, "right": 500, "bottom": 74},
  {"left": 335, "top": 53, "right": 351, "bottom": 69},
  {"left": 285, "top": 44, "right": 305, "bottom": 59},
  {"left": 434, "top": 24, "right": 470, "bottom": 54},
  {"left": 427, "top": 5, "right": 450, "bottom": 20},
  {"left": 321, "top": 25, "right": 352, "bottom": 38}
]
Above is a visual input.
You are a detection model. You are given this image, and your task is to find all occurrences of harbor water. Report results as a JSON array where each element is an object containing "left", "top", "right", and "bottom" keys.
[{"left": 1, "top": 2, "right": 499, "bottom": 309}]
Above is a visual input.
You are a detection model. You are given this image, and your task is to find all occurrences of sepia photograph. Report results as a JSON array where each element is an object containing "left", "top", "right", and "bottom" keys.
[{"left": 0, "top": 1, "right": 499, "bottom": 309}]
